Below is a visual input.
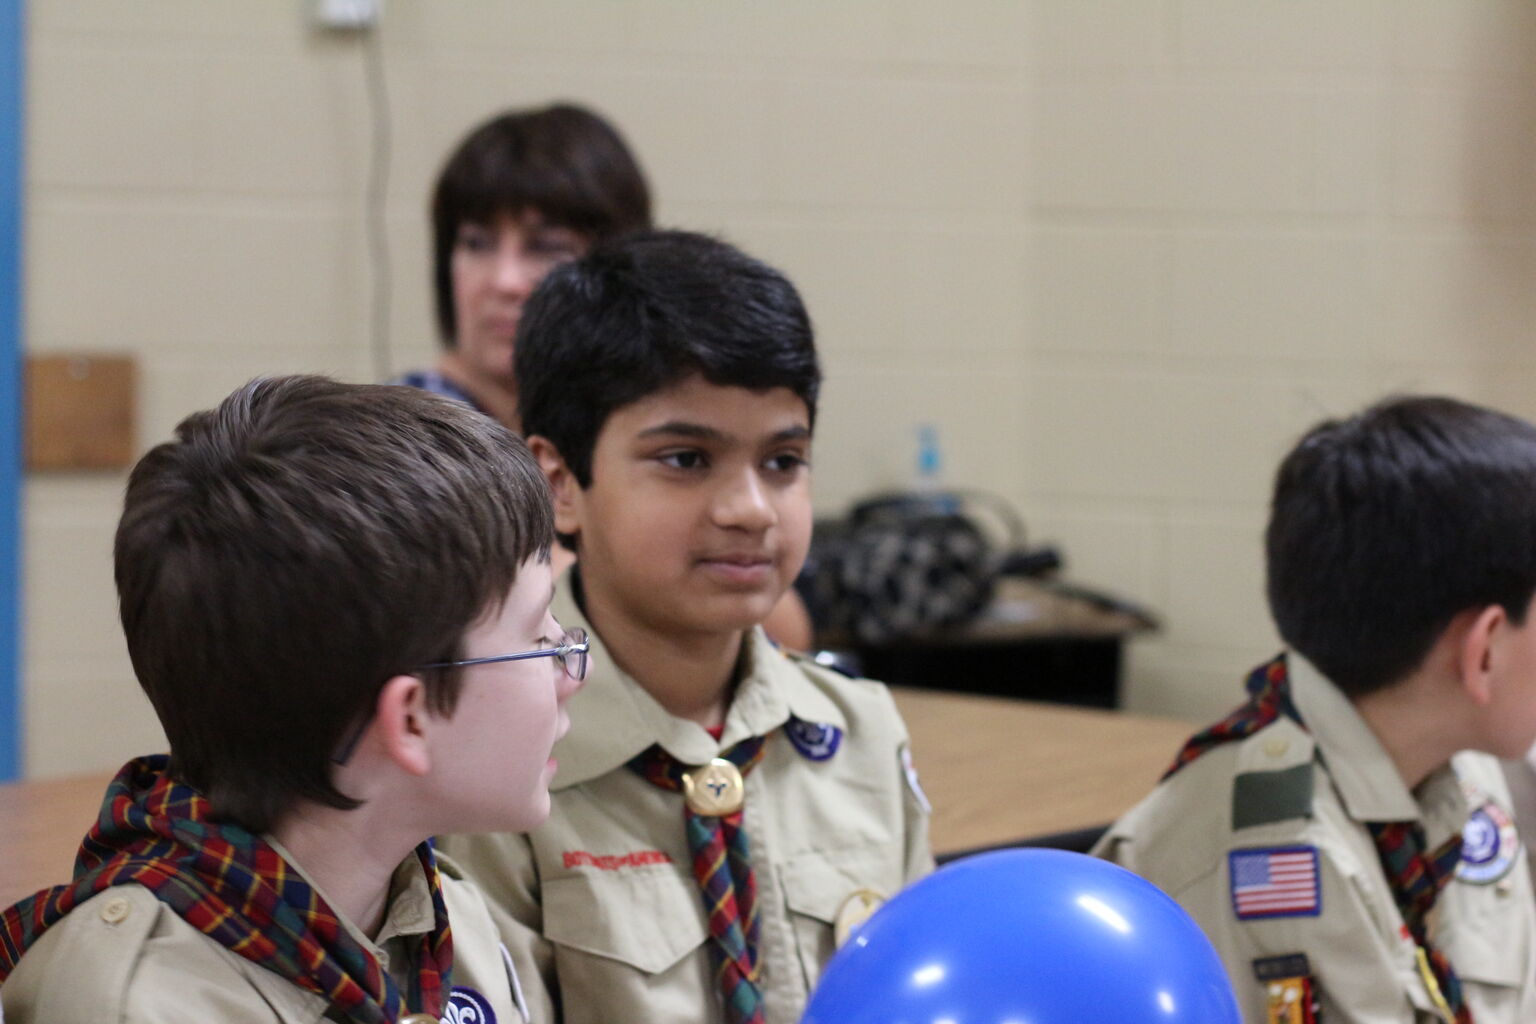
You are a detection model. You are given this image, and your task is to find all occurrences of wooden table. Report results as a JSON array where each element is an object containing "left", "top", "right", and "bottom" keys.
[
  {"left": 0, "top": 772, "right": 107, "bottom": 907},
  {"left": 891, "top": 687, "right": 1191, "bottom": 856},
  {"left": 0, "top": 691, "right": 1194, "bottom": 906},
  {"left": 828, "top": 578, "right": 1159, "bottom": 708}
]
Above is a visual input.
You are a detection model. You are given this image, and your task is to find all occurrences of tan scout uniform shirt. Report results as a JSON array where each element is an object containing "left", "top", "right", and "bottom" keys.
[
  {"left": 439, "top": 578, "right": 934, "bottom": 1024},
  {"left": 0, "top": 848, "right": 524, "bottom": 1024},
  {"left": 1095, "top": 654, "right": 1536, "bottom": 1023}
]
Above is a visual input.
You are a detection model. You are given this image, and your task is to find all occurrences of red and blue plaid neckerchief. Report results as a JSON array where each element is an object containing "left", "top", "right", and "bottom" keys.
[
  {"left": 0, "top": 755, "right": 453, "bottom": 1023},
  {"left": 1167, "top": 654, "right": 1472, "bottom": 1023},
  {"left": 628, "top": 735, "right": 770, "bottom": 1024}
]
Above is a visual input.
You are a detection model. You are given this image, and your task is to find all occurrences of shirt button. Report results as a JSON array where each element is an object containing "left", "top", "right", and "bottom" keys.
[
  {"left": 99, "top": 896, "right": 132, "bottom": 924},
  {"left": 1264, "top": 738, "right": 1289, "bottom": 758}
]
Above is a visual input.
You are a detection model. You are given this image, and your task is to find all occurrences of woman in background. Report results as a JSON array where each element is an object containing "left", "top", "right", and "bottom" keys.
[{"left": 393, "top": 102, "right": 651, "bottom": 430}]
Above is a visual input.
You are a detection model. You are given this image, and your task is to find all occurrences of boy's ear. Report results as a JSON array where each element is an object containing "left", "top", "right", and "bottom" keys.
[
  {"left": 1457, "top": 604, "right": 1507, "bottom": 707},
  {"left": 373, "top": 674, "right": 433, "bottom": 777},
  {"left": 528, "top": 434, "right": 581, "bottom": 540}
]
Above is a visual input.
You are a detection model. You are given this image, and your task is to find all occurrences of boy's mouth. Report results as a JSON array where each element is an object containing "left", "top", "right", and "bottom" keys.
[{"left": 696, "top": 552, "right": 776, "bottom": 584}]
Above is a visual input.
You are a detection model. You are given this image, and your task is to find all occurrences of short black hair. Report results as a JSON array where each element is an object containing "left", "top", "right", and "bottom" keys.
[
  {"left": 1267, "top": 395, "right": 1536, "bottom": 697},
  {"left": 115, "top": 376, "right": 553, "bottom": 832},
  {"left": 515, "top": 229, "right": 822, "bottom": 488},
  {"left": 431, "top": 102, "right": 652, "bottom": 345}
]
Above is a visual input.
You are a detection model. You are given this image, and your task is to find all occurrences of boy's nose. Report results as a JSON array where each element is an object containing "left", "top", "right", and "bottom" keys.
[{"left": 713, "top": 470, "right": 776, "bottom": 531}]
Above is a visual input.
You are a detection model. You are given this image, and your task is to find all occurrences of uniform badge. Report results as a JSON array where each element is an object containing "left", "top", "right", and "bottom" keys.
[
  {"left": 443, "top": 985, "right": 498, "bottom": 1024},
  {"left": 1457, "top": 798, "right": 1519, "bottom": 885},
  {"left": 1229, "top": 846, "right": 1320, "bottom": 919},
  {"left": 833, "top": 888, "right": 886, "bottom": 947},
  {"left": 1252, "top": 954, "right": 1318, "bottom": 1024},
  {"left": 785, "top": 717, "right": 842, "bottom": 761}
]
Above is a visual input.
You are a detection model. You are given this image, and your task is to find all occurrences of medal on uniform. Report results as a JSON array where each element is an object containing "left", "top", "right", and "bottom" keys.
[
  {"left": 833, "top": 888, "right": 885, "bottom": 947},
  {"left": 1252, "top": 954, "right": 1318, "bottom": 1024},
  {"left": 682, "top": 758, "right": 746, "bottom": 816}
]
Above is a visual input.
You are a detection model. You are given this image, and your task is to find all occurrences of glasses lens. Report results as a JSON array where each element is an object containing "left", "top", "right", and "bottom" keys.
[{"left": 562, "top": 628, "right": 589, "bottom": 680}]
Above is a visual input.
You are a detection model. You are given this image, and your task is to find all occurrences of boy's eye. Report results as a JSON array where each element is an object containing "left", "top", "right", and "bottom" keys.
[
  {"left": 658, "top": 450, "right": 707, "bottom": 470},
  {"left": 764, "top": 452, "right": 809, "bottom": 474}
]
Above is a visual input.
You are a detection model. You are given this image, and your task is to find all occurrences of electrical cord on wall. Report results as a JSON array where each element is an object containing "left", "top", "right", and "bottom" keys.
[{"left": 361, "top": 25, "right": 393, "bottom": 381}]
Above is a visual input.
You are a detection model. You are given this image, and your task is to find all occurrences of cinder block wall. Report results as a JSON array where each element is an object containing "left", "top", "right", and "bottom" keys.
[{"left": 22, "top": 2, "right": 1536, "bottom": 776}]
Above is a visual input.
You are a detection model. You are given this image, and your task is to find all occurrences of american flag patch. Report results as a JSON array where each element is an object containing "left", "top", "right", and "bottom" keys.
[{"left": 1228, "top": 846, "right": 1320, "bottom": 919}]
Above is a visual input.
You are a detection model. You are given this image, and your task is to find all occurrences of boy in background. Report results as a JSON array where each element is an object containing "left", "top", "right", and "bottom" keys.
[
  {"left": 1, "top": 377, "right": 586, "bottom": 1023},
  {"left": 441, "top": 231, "right": 932, "bottom": 1024},
  {"left": 1096, "top": 396, "right": 1536, "bottom": 1022}
]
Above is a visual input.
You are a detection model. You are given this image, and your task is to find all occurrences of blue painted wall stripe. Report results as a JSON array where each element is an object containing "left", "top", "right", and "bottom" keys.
[{"left": 0, "top": 0, "right": 24, "bottom": 781}]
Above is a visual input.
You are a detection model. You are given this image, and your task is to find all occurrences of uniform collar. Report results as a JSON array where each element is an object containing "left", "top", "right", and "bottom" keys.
[
  {"left": 551, "top": 568, "right": 846, "bottom": 789},
  {"left": 243, "top": 839, "right": 441, "bottom": 1021},
  {"left": 1288, "top": 652, "right": 1467, "bottom": 830}
]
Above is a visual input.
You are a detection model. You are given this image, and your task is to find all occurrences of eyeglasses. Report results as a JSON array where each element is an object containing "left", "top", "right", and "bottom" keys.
[
  {"left": 331, "top": 627, "right": 590, "bottom": 765},
  {"left": 420, "top": 627, "right": 590, "bottom": 682}
]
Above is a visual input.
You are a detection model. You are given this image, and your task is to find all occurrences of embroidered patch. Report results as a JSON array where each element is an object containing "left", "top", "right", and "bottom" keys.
[
  {"left": 1251, "top": 952, "right": 1311, "bottom": 982},
  {"left": 1229, "top": 846, "right": 1320, "bottom": 919},
  {"left": 785, "top": 717, "right": 842, "bottom": 761},
  {"left": 445, "top": 985, "right": 498, "bottom": 1024},
  {"left": 1457, "top": 800, "right": 1519, "bottom": 885},
  {"left": 562, "top": 849, "right": 673, "bottom": 871}
]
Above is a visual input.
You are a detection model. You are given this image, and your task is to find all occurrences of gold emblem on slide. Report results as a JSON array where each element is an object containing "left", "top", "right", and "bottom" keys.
[{"left": 683, "top": 758, "right": 745, "bottom": 816}]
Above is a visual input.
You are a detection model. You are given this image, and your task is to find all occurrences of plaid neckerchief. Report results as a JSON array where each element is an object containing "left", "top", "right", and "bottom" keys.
[
  {"left": 0, "top": 755, "right": 453, "bottom": 1023},
  {"left": 1167, "top": 654, "right": 1472, "bottom": 1021},
  {"left": 628, "top": 736, "right": 770, "bottom": 1024},
  {"left": 1369, "top": 820, "right": 1473, "bottom": 1023}
]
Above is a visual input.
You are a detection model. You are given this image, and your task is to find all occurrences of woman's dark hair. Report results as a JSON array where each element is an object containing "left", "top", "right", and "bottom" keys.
[{"left": 431, "top": 102, "right": 652, "bottom": 345}]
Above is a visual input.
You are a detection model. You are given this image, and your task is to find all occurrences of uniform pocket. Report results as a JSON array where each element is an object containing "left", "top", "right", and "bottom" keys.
[
  {"left": 780, "top": 845, "right": 900, "bottom": 993},
  {"left": 543, "top": 864, "right": 708, "bottom": 975}
]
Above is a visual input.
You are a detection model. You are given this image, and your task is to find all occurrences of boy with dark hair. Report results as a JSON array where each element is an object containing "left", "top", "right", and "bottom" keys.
[
  {"left": 440, "top": 231, "right": 932, "bottom": 1024},
  {"left": 1096, "top": 396, "right": 1536, "bottom": 1022},
  {"left": 0, "top": 377, "right": 587, "bottom": 1023}
]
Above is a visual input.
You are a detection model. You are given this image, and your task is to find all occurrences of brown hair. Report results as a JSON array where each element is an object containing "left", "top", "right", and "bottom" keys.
[
  {"left": 431, "top": 102, "right": 652, "bottom": 345},
  {"left": 114, "top": 376, "right": 553, "bottom": 831}
]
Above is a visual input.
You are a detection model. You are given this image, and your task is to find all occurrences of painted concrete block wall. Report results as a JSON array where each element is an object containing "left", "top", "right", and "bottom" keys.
[{"left": 21, "top": 2, "right": 1536, "bottom": 776}]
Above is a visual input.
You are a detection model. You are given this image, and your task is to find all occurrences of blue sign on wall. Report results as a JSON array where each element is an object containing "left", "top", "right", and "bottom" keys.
[{"left": 0, "top": 0, "right": 24, "bottom": 781}]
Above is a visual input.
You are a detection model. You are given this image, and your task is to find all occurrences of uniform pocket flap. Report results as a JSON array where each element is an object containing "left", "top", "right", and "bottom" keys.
[
  {"left": 543, "top": 865, "right": 708, "bottom": 975},
  {"left": 1444, "top": 911, "right": 1529, "bottom": 989},
  {"left": 781, "top": 847, "right": 889, "bottom": 924}
]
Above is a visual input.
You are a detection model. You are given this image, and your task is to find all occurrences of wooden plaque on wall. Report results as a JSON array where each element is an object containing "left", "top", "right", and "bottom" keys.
[{"left": 24, "top": 354, "right": 137, "bottom": 471}]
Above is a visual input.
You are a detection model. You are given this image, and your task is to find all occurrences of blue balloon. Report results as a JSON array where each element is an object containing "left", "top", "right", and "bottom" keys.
[{"left": 803, "top": 848, "right": 1239, "bottom": 1024}]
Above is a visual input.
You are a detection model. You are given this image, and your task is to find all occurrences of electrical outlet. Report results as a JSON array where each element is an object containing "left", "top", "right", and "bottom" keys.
[{"left": 315, "top": 0, "right": 379, "bottom": 31}]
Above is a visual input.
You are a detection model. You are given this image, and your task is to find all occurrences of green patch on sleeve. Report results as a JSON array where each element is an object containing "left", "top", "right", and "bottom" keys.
[{"left": 1232, "top": 762, "right": 1313, "bottom": 830}]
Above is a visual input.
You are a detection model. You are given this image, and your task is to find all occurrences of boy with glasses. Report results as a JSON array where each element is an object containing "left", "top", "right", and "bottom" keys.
[
  {"left": 0, "top": 376, "right": 585, "bottom": 1023},
  {"left": 439, "top": 230, "right": 933, "bottom": 1024}
]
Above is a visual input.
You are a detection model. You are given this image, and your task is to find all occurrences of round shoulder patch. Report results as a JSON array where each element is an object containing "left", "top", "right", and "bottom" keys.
[
  {"left": 443, "top": 986, "right": 498, "bottom": 1024},
  {"left": 1457, "top": 800, "right": 1519, "bottom": 886},
  {"left": 785, "top": 717, "right": 842, "bottom": 761}
]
